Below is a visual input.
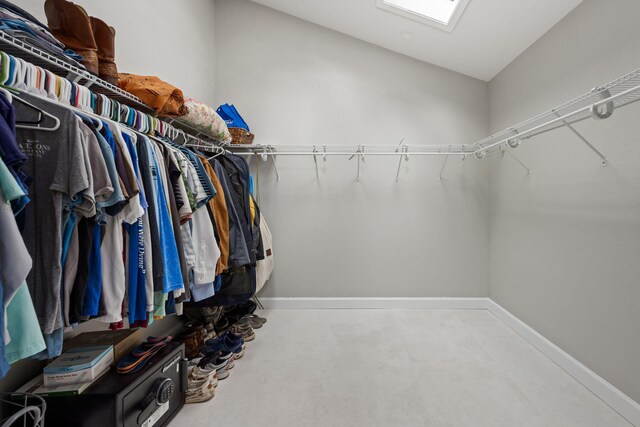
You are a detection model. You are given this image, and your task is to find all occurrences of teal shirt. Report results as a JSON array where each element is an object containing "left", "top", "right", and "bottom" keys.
[{"left": 4, "top": 282, "right": 46, "bottom": 363}]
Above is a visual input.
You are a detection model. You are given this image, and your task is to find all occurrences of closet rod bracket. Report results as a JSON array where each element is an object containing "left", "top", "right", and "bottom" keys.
[
  {"left": 439, "top": 154, "right": 449, "bottom": 181},
  {"left": 395, "top": 139, "right": 406, "bottom": 182},
  {"left": 269, "top": 147, "right": 280, "bottom": 181},
  {"left": 355, "top": 145, "right": 364, "bottom": 182},
  {"left": 553, "top": 110, "right": 607, "bottom": 166},
  {"left": 312, "top": 145, "right": 320, "bottom": 182},
  {"left": 500, "top": 146, "right": 530, "bottom": 176}
]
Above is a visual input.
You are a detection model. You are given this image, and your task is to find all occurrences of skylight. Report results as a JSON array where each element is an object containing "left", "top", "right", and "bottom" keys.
[{"left": 376, "top": 0, "right": 470, "bottom": 32}]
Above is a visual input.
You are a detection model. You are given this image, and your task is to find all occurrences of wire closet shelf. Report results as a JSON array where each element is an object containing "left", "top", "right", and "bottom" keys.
[
  {"left": 0, "top": 33, "right": 227, "bottom": 150},
  {"left": 0, "top": 32, "right": 152, "bottom": 112},
  {"left": 3, "top": 29, "right": 640, "bottom": 164},
  {"left": 229, "top": 66, "right": 640, "bottom": 162}
]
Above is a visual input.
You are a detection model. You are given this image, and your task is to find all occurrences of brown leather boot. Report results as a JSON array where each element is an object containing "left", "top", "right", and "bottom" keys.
[
  {"left": 90, "top": 17, "right": 118, "bottom": 85},
  {"left": 44, "top": 0, "right": 98, "bottom": 75}
]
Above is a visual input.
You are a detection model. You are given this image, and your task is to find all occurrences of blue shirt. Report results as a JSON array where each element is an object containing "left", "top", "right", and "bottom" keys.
[
  {"left": 142, "top": 136, "right": 183, "bottom": 293},
  {"left": 122, "top": 132, "right": 147, "bottom": 323}
]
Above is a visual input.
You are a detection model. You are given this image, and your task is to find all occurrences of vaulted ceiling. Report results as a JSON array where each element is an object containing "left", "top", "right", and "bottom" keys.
[{"left": 250, "top": 0, "right": 583, "bottom": 81}]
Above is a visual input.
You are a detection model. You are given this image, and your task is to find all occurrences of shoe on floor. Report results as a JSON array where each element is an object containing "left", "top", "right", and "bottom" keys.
[
  {"left": 175, "top": 322, "right": 206, "bottom": 359},
  {"left": 204, "top": 332, "right": 244, "bottom": 356},
  {"left": 231, "top": 321, "right": 256, "bottom": 342},
  {"left": 186, "top": 379, "right": 215, "bottom": 404},
  {"left": 198, "top": 352, "right": 231, "bottom": 380},
  {"left": 239, "top": 314, "right": 267, "bottom": 329},
  {"left": 188, "top": 366, "right": 218, "bottom": 389}
]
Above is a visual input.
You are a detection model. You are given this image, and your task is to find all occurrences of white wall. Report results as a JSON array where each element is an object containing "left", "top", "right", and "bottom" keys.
[
  {"left": 20, "top": 0, "right": 217, "bottom": 104},
  {"left": 488, "top": 0, "right": 640, "bottom": 403},
  {"left": 214, "top": 0, "right": 490, "bottom": 298}
]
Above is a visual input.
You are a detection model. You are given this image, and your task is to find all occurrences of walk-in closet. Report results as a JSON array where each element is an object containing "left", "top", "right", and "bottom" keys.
[{"left": 0, "top": 0, "right": 638, "bottom": 426}]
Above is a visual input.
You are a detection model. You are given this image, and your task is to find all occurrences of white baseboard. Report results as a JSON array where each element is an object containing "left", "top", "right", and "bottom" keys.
[
  {"left": 259, "top": 296, "right": 640, "bottom": 425},
  {"left": 485, "top": 299, "right": 640, "bottom": 426},
  {"left": 260, "top": 297, "right": 489, "bottom": 310}
]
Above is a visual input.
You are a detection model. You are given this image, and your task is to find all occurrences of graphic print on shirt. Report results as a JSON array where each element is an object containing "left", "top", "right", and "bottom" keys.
[{"left": 19, "top": 139, "right": 51, "bottom": 159}]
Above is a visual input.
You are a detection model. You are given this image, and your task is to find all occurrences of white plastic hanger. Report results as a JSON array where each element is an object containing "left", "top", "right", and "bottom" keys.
[
  {"left": 0, "top": 86, "right": 13, "bottom": 103},
  {"left": 14, "top": 94, "right": 61, "bottom": 132}
]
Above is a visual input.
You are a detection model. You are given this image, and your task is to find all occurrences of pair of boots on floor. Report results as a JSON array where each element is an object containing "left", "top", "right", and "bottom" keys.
[{"left": 44, "top": 0, "right": 118, "bottom": 84}]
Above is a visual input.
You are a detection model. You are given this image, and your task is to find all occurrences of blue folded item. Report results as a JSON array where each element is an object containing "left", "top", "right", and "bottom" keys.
[
  {"left": 216, "top": 103, "right": 250, "bottom": 132},
  {"left": 64, "top": 49, "right": 83, "bottom": 62},
  {"left": 0, "top": 19, "right": 83, "bottom": 66},
  {"left": 0, "top": 1, "right": 50, "bottom": 33}
]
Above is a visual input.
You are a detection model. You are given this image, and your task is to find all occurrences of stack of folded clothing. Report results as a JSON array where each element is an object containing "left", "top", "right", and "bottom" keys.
[
  {"left": 180, "top": 97, "right": 232, "bottom": 144},
  {"left": 176, "top": 300, "right": 266, "bottom": 404},
  {"left": 0, "top": 0, "right": 83, "bottom": 68},
  {"left": 118, "top": 73, "right": 187, "bottom": 117}
]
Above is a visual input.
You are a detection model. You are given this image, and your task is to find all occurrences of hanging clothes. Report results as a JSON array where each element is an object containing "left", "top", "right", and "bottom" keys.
[
  {"left": 0, "top": 67, "right": 273, "bottom": 373},
  {"left": 15, "top": 92, "right": 92, "bottom": 341},
  {"left": 255, "top": 214, "right": 274, "bottom": 294}
]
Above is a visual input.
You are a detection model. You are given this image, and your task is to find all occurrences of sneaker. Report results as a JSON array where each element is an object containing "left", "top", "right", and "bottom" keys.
[
  {"left": 198, "top": 352, "right": 231, "bottom": 380},
  {"left": 204, "top": 332, "right": 244, "bottom": 356},
  {"left": 239, "top": 314, "right": 267, "bottom": 329},
  {"left": 186, "top": 380, "right": 215, "bottom": 403},
  {"left": 188, "top": 365, "right": 218, "bottom": 388},
  {"left": 231, "top": 322, "right": 256, "bottom": 342}
]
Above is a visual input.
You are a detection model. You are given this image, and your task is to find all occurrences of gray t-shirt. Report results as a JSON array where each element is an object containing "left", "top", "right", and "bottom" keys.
[{"left": 15, "top": 93, "right": 92, "bottom": 335}]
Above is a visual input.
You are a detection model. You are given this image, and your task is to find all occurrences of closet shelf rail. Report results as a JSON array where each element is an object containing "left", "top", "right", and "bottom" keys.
[
  {"left": 0, "top": 47, "right": 226, "bottom": 151},
  {"left": 229, "top": 144, "right": 476, "bottom": 156},
  {"left": 228, "top": 66, "right": 640, "bottom": 164},
  {"left": 0, "top": 32, "right": 153, "bottom": 113},
  {"left": 471, "top": 67, "right": 640, "bottom": 162}
]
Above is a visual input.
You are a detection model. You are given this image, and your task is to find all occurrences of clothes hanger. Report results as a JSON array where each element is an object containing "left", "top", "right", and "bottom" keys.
[
  {"left": 0, "top": 52, "right": 10, "bottom": 85},
  {"left": 46, "top": 70, "right": 60, "bottom": 102},
  {"left": 105, "top": 96, "right": 113, "bottom": 120},
  {"left": 23, "top": 62, "right": 36, "bottom": 95},
  {"left": 0, "top": 86, "right": 13, "bottom": 103},
  {"left": 15, "top": 58, "right": 30, "bottom": 92},
  {"left": 36, "top": 66, "right": 47, "bottom": 97},
  {"left": 7, "top": 56, "right": 20, "bottom": 89},
  {"left": 14, "top": 94, "right": 61, "bottom": 132},
  {"left": 111, "top": 99, "right": 121, "bottom": 122},
  {"left": 0, "top": 58, "right": 60, "bottom": 131},
  {"left": 207, "top": 146, "right": 226, "bottom": 161}
]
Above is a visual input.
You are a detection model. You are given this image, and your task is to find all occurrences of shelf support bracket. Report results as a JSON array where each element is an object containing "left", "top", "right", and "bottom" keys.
[
  {"left": 356, "top": 145, "right": 364, "bottom": 182},
  {"left": 349, "top": 145, "right": 365, "bottom": 182},
  {"left": 395, "top": 145, "right": 407, "bottom": 182},
  {"left": 439, "top": 155, "right": 449, "bottom": 181},
  {"left": 500, "top": 146, "right": 530, "bottom": 175},
  {"left": 554, "top": 111, "right": 607, "bottom": 166},
  {"left": 269, "top": 147, "right": 280, "bottom": 181},
  {"left": 312, "top": 145, "right": 319, "bottom": 182}
]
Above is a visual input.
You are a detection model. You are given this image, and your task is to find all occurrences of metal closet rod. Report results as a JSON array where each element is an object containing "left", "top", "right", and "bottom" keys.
[
  {"left": 226, "top": 68, "right": 640, "bottom": 161},
  {"left": 474, "top": 81, "right": 640, "bottom": 154},
  {"left": 233, "top": 150, "right": 473, "bottom": 156}
]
